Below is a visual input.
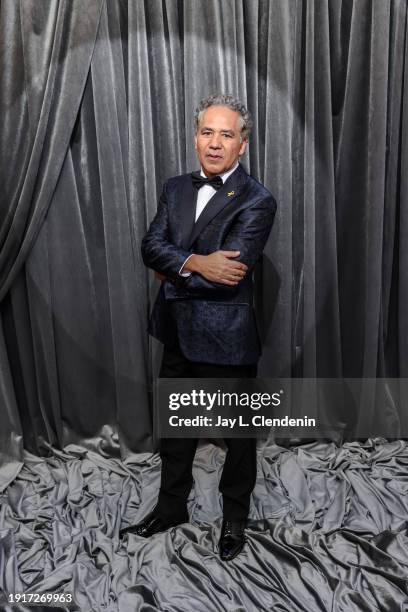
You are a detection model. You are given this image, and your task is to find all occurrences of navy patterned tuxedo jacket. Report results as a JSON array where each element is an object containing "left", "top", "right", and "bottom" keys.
[{"left": 141, "top": 163, "right": 277, "bottom": 365}]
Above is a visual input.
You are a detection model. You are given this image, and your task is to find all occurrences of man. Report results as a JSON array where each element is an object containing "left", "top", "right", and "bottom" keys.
[{"left": 121, "top": 94, "right": 276, "bottom": 561}]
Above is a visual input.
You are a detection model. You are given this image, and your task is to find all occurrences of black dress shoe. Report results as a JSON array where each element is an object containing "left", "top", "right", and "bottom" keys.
[
  {"left": 120, "top": 511, "right": 187, "bottom": 538},
  {"left": 219, "top": 519, "right": 247, "bottom": 561}
]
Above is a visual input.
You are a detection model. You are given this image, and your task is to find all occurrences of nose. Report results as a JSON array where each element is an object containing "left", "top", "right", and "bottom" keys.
[{"left": 209, "top": 133, "right": 222, "bottom": 149}]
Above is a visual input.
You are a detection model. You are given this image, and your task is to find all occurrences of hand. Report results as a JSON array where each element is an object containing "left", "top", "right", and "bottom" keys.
[
  {"left": 154, "top": 271, "right": 166, "bottom": 281},
  {"left": 183, "top": 251, "right": 248, "bottom": 286}
]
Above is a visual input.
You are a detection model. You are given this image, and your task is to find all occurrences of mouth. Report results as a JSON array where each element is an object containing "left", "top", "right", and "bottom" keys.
[{"left": 206, "top": 154, "right": 223, "bottom": 161}]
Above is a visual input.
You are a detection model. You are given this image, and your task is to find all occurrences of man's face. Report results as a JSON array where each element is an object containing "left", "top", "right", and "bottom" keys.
[{"left": 194, "top": 106, "right": 247, "bottom": 178}]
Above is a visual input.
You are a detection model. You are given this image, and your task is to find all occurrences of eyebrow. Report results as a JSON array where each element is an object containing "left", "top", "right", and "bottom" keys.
[{"left": 200, "top": 127, "right": 236, "bottom": 135}]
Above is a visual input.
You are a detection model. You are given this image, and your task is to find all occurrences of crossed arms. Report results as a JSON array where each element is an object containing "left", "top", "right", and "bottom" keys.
[{"left": 141, "top": 181, "right": 276, "bottom": 295}]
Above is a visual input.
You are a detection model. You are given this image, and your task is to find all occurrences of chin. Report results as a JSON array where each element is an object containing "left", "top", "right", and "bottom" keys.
[{"left": 204, "top": 162, "right": 226, "bottom": 174}]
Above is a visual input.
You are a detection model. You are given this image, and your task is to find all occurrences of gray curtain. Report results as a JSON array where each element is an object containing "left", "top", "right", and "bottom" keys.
[
  {"left": 2, "top": 2, "right": 408, "bottom": 611},
  {"left": 1, "top": 0, "right": 408, "bottom": 478}
]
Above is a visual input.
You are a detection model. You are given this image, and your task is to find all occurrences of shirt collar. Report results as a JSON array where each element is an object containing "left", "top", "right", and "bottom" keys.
[{"left": 200, "top": 161, "right": 239, "bottom": 184}]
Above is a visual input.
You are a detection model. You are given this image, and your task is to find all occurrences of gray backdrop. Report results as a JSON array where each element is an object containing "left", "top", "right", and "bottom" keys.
[
  {"left": 2, "top": 2, "right": 408, "bottom": 611},
  {"left": 0, "top": 0, "right": 408, "bottom": 479}
]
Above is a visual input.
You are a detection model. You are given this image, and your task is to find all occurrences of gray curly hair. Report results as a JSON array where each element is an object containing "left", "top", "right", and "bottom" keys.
[{"left": 194, "top": 94, "right": 253, "bottom": 141}]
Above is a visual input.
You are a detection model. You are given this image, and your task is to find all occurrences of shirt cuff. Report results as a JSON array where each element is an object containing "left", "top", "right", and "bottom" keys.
[{"left": 179, "top": 254, "right": 194, "bottom": 277}]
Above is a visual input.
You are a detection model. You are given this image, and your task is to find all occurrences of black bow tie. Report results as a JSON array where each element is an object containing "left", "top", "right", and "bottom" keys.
[{"left": 191, "top": 172, "right": 223, "bottom": 191}]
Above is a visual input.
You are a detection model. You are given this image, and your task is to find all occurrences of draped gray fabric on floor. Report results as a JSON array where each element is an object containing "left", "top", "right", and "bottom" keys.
[
  {"left": 1, "top": 0, "right": 408, "bottom": 469},
  {"left": 1, "top": 1, "right": 408, "bottom": 610},
  {"left": 1, "top": 440, "right": 408, "bottom": 611}
]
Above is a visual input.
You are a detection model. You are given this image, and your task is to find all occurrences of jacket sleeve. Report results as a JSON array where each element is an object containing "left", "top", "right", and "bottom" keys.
[
  {"left": 164, "top": 196, "right": 277, "bottom": 299},
  {"left": 141, "top": 181, "right": 192, "bottom": 284}
]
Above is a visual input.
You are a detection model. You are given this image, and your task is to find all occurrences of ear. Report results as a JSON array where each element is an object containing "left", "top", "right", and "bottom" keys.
[
  {"left": 194, "top": 134, "right": 198, "bottom": 150},
  {"left": 239, "top": 139, "right": 248, "bottom": 156}
]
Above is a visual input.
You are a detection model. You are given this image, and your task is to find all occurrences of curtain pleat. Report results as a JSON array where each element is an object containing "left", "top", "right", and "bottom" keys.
[{"left": 0, "top": 0, "right": 104, "bottom": 299}]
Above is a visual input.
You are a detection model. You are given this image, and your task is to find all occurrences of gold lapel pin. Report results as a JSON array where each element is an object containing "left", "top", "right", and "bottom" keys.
[{"left": 227, "top": 191, "right": 235, "bottom": 197}]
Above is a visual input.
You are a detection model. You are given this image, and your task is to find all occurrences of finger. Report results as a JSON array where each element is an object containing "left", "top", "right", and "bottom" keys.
[
  {"left": 218, "top": 278, "right": 239, "bottom": 286},
  {"left": 220, "top": 250, "right": 240, "bottom": 258},
  {"left": 224, "top": 268, "right": 245, "bottom": 278},
  {"left": 222, "top": 266, "right": 247, "bottom": 277},
  {"left": 227, "top": 261, "right": 248, "bottom": 271},
  {"left": 223, "top": 271, "right": 244, "bottom": 281}
]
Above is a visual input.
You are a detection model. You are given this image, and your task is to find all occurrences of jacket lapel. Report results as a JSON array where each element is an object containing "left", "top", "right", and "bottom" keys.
[
  {"left": 178, "top": 176, "right": 198, "bottom": 250},
  {"left": 187, "top": 164, "right": 248, "bottom": 248}
]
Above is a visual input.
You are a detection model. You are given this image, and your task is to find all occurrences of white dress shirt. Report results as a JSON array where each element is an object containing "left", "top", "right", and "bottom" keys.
[{"left": 179, "top": 162, "right": 239, "bottom": 276}]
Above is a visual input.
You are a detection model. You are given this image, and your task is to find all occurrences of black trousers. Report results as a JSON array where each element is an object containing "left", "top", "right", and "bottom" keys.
[{"left": 155, "top": 343, "right": 257, "bottom": 521}]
